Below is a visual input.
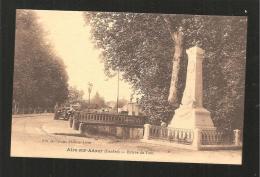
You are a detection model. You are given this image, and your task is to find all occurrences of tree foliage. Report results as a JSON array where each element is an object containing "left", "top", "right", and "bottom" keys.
[
  {"left": 84, "top": 12, "right": 247, "bottom": 130},
  {"left": 13, "top": 10, "right": 69, "bottom": 110},
  {"left": 117, "top": 98, "right": 128, "bottom": 108},
  {"left": 67, "top": 86, "right": 84, "bottom": 104},
  {"left": 91, "top": 92, "right": 105, "bottom": 108}
]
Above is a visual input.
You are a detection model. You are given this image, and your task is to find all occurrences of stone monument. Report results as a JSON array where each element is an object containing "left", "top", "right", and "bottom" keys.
[{"left": 168, "top": 46, "right": 215, "bottom": 130}]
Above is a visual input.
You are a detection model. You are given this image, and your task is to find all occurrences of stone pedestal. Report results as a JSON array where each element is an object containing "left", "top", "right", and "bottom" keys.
[
  {"left": 168, "top": 46, "right": 215, "bottom": 130},
  {"left": 169, "top": 107, "right": 215, "bottom": 129}
]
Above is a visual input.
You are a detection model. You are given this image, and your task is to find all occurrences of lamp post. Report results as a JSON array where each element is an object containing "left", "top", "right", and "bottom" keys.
[{"left": 88, "top": 82, "right": 93, "bottom": 111}]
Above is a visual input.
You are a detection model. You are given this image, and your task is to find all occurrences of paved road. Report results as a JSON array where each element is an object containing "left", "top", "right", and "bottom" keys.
[{"left": 11, "top": 114, "right": 242, "bottom": 164}]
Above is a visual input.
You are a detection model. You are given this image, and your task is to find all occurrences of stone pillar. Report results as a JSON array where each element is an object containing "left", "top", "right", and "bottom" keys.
[
  {"left": 181, "top": 47, "right": 203, "bottom": 107},
  {"left": 72, "top": 119, "right": 80, "bottom": 130},
  {"left": 79, "top": 123, "right": 85, "bottom": 135},
  {"left": 192, "top": 128, "right": 201, "bottom": 150},
  {"left": 168, "top": 46, "right": 215, "bottom": 130},
  {"left": 135, "top": 105, "right": 139, "bottom": 116},
  {"left": 233, "top": 129, "right": 241, "bottom": 146},
  {"left": 143, "top": 124, "right": 151, "bottom": 140},
  {"left": 127, "top": 103, "right": 133, "bottom": 116},
  {"left": 69, "top": 117, "right": 73, "bottom": 128}
]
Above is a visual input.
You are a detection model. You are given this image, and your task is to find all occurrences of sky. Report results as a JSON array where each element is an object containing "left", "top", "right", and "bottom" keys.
[{"left": 34, "top": 10, "right": 133, "bottom": 102}]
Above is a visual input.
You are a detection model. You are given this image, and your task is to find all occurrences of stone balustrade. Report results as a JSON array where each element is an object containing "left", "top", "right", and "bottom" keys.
[
  {"left": 74, "top": 111, "right": 146, "bottom": 127},
  {"left": 144, "top": 124, "right": 194, "bottom": 145},
  {"left": 200, "top": 129, "right": 241, "bottom": 145},
  {"left": 70, "top": 112, "right": 146, "bottom": 139},
  {"left": 149, "top": 125, "right": 169, "bottom": 140},
  {"left": 201, "top": 129, "right": 230, "bottom": 145},
  {"left": 143, "top": 124, "right": 242, "bottom": 150},
  {"left": 168, "top": 128, "right": 194, "bottom": 144}
]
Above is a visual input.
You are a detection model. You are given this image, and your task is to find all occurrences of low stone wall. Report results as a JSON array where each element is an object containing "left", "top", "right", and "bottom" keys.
[
  {"left": 82, "top": 124, "right": 143, "bottom": 139},
  {"left": 70, "top": 118, "right": 143, "bottom": 139}
]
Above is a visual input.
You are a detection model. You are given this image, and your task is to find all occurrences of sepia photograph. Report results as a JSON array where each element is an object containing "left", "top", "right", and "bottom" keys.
[{"left": 11, "top": 9, "right": 247, "bottom": 164}]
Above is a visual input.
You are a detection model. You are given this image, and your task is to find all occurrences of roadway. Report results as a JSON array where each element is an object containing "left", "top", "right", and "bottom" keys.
[{"left": 11, "top": 114, "right": 242, "bottom": 164}]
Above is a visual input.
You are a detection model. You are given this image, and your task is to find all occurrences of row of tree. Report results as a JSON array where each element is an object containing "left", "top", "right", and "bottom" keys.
[
  {"left": 13, "top": 10, "right": 69, "bottom": 111},
  {"left": 85, "top": 12, "right": 247, "bottom": 131},
  {"left": 12, "top": 11, "right": 130, "bottom": 114}
]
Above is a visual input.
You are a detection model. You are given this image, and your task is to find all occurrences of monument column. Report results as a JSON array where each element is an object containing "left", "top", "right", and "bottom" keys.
[{"left": 168, "top": 46, "right": 215, "bottom": 130}]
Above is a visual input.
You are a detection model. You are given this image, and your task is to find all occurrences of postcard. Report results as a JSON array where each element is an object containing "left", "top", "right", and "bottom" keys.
[{"left": 11, "top": 9, "right": 247, "bottom": 164}]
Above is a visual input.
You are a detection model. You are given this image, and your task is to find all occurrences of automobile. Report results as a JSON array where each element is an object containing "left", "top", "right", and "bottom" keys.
[{"left": 54, "top": 107, "right": 75, "bottom": 120}]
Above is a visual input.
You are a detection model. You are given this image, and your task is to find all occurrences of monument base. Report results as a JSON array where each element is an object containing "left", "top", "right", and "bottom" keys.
[{"left": 168, "top": 106, "right": 215, "bottom": 130}]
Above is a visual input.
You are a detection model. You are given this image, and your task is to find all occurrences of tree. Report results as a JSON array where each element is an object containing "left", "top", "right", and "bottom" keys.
[
  {"left": 91, "top": 92, "right": 105, "bottom": 108},
  {"left": 117, "top": 98, "right": 128, "bottom": 108},
  {"left": 67, "top": 86, "right": 84, "bottom": 104},
  {"left": 13, "top": 10, "right": 69, "bottom": 110},
  {"left": 84, "top": 12, "right": 247, "bottom": 130}
]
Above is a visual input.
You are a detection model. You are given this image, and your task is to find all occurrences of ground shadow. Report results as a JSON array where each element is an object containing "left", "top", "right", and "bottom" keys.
[{"left": 53, "top": 132, "right": 85, "bottom": 138}]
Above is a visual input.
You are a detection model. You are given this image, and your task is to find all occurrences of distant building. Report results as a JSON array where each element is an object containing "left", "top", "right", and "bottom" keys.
[
  {"left": 106, "top": 101, "right": 116, "bottom": 109},
  {"left": 118, "top": 104, "right": 127, "bottom": 112},
  {"left": 127, "top": 102, "right": 143, "bottom": 116},
  {"left": 106, "top": 101, "right": 144, "bottom": 116}
]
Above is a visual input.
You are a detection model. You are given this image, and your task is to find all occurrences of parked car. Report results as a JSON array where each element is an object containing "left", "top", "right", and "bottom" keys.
[{"left": 54, "top": 107, "right": 75, "bottom": 120}]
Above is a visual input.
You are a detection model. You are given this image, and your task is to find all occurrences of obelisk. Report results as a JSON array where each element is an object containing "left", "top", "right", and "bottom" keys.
[{"left": 168, "top": 46, "right": 215, "bottom": 129}]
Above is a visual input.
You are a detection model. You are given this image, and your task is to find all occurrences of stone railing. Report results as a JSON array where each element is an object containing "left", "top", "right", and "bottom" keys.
[
  {"left": 74, "top": 112, "right": 146, "bottom": 127},
  {"left": 143, "top": 124, "right": 242, "bottom": 150},
  {"left": 168, "top": 128, "right": 194, "bottom": 145},
  {"left": 200, "top": 129, "right": 241, "bottom": 146},
  {"left": 70, "top": 112, "right": 146, "bottom": 139},
  {"left": 149, "top": 125, "right": 169, "bottom": 140},
  {"left": 201, "top": 129, "right": 229, "bottom": 145},
  {"left": 144, "top": 125, "right": 194, "bottom": 145}
]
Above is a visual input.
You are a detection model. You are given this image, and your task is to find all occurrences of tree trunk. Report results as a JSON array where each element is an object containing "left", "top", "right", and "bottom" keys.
[{"left": 168, "top": 30, "right": 183, "bottom": 106}]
